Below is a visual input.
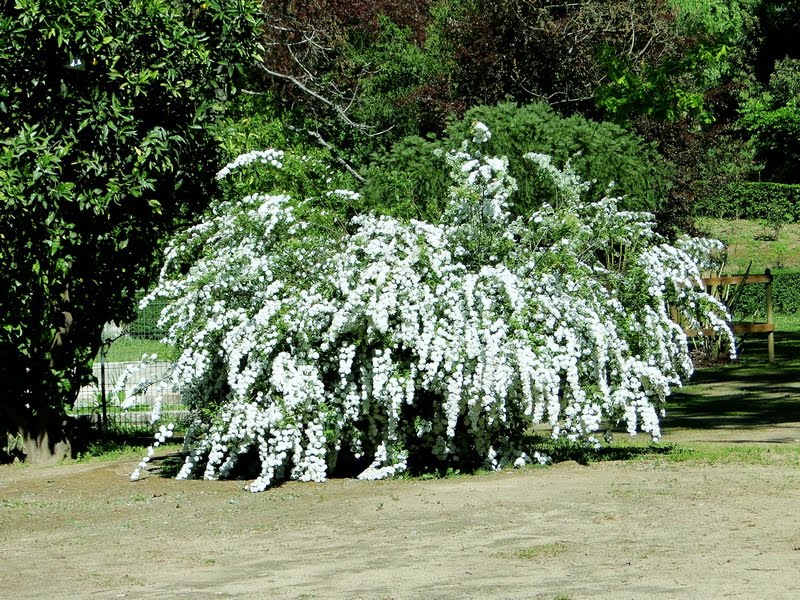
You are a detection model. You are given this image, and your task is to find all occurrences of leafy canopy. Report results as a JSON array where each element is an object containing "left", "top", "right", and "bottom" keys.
[{"left": 0, "top": 0, "right": 261, "bottom": 452}]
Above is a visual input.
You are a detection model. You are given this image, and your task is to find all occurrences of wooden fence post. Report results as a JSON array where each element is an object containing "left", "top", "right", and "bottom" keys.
[{"left": 766, "top": 268, "right": 774, "bottom": 362}]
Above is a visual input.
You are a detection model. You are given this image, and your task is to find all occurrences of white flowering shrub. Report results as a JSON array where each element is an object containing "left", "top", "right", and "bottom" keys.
[{"left": 134, "top": 124, "right": 733, "bottom": 491}]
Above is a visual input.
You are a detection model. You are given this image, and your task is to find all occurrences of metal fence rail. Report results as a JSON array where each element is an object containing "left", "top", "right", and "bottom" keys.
[
  {"left": 74, "top": 360, "right": 186, "bottom": 430},
  {"left": 74, "top": 298, "right": 187, "bottom": 431}
]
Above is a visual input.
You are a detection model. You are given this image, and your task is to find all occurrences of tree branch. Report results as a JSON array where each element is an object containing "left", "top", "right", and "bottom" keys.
[
  {"left": 286, "top": 124, "right": 366, "bottom": 184},
  {"left": 257, "top": 62, "right": 393, "bottom": 137}
]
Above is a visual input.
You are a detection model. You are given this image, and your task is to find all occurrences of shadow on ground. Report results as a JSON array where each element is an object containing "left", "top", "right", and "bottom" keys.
[{"left": 666, "top": 328, "right": 800, "bottom": 434}]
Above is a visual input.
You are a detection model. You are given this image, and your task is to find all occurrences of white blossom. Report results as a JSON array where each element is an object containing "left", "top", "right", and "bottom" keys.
[{"left": 131, "top": 122, "right": 734, "bottom": 490}]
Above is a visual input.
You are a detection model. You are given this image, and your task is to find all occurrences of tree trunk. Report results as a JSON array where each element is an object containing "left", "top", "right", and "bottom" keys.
[
  {"left": 21, "top": 425, "right": 72, "bottom": 465},
  {"left": 1, "top": 402, "right": 73, "bottom": 465}
]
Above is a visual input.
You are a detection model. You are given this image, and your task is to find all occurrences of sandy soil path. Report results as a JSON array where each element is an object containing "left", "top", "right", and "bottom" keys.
[{"left": 2, "top": 435, "right": 799, "bottom": 600}]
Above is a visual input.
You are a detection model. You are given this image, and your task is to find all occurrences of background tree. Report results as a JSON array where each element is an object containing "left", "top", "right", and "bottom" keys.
[
  {"left": 253, "top": 0, "right": 776, "bottom": 235},
  {"left": 256, "top": 0, "right": 455, "bottom": 163},
  {"left": 738, "top": 0, "right": 800, "bottom": 184},
  {"left": 0, "top": 0, "right": 261, "bottom": 462}
]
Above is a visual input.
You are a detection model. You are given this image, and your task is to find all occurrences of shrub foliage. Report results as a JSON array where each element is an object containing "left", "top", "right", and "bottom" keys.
[
  {"left": 359, "top": 103, "right": 670, "bottom": 223},
  {"left": 694, "top": 182, "right": 800, "bottom": 223},
  {"left": 733, "top": 272, "right": 800, "bottom": 317},
  {"left": 134, "top": 124, "right": 732, "bottom": 490}
]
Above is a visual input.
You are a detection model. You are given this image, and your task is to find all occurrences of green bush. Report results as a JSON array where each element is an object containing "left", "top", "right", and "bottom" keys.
[
  {"left": 733, "top": 272, "right": 800, "bottom": 317},
  {"left": 359, "top": 102, "right": 670, "bottom": 222},
  {"left": 695, "top": 182, "right": 800, "bottom": 222}
]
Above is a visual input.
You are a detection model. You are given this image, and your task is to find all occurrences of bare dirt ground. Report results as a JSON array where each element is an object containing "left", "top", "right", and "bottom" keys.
[{"left": 2, "top": 394, "right": 800, "bottom": 599}]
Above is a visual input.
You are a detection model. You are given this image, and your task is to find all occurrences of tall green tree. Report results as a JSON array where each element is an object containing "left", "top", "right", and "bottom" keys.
[
  {"left": 736, "top": 1, "right": 800, "bottom": 184},
  {"left": 0, "top": 0, "right": 261, "bottom": 462},
  {"left": 740, "top": 57, "right": 800, "bottom": 183}
]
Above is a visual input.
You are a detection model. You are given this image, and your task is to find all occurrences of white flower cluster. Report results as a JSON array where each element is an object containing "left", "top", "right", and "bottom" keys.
[
  {"left": 524, "top": 153, "right": 591, "bottom": 206},
  {"left": 442, "top": 128, "right": 516, "bottom": 225},
  {"left": 130, "top": 422, "right": 174, "bottom": 482},
  {"left": 216, "top": 149, "right": 284, "bottom": 180},
  {"left": 471, "top": 121, "right": 492, "bottom": 143},
  {"left": 326, "top": 189, "right": 362, "bottom": 201},
  {"left": 134, "top": 123, "right": 733, "bottom": 490}
]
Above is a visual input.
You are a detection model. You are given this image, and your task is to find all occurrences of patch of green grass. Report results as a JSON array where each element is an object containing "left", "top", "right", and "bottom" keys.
[
  {"left": 775, "top": 312, "right": 800, "bottom": 329},
  {"left": 75, "top": 441, "right": 184, "bottom": 463},
  {"left": 668, "top": 364, "right": 800, "bottom": 435},
  {"left": 644, "top": 443, "right": 800, "bottom": 466},
  {"left": 732, "top": 312, "right": 800, "bottom": 365},
  {"left": 528, "top": 433, "right": 676, "bottom": 465},
  {"left": 417, "top": 467, "right": 465, "bottom": 480},
  {"left": 686, "top": 307, "right": 800, "bottom": 369},
  {"left": 529, "top": 432, "right": 800, "bottom": 468},
  {"left": 1, "top": 498, "right": 26, "bottom": 508},
  {"left": 506, "top": 542, "right": 569, "bottom": 560},
  {"left": 99, "top": 337, "right": 176, "bottom": 363},
  {"left": 73, "top": 427, "right": 182, "bottom": 463},
  {"left": 75, "top": 442, "right": 150, "bottom": 462},
  {"left": 696, "top": 217, "right": 800, "bottom": 272}
]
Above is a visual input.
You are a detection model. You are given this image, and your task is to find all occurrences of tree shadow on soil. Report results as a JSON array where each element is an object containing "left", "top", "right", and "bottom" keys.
[{"left": 150, "top": 452, "right": 184, "bottom": 478}]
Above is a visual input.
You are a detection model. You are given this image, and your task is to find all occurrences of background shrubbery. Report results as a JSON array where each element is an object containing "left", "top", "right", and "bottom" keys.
[
  {"left": 694, "top": 182, "right": 800, "bottom": 222},
  {"left": 358, "top": 102, "right": 669, "bottom": 222},
  {"left": 733, "top": 272, "right": 800, "bottom": 317}
]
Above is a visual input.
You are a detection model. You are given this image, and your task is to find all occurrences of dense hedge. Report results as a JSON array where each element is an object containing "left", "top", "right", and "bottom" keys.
[
  {"left": 358, "top": 102, "right": 669, "bottom": 222},
  {"left": 731, "top": 271, "right": 800, "bottom": 317},
  {"left": 695, "top": 182, "right": 800, "bottom": 222}
]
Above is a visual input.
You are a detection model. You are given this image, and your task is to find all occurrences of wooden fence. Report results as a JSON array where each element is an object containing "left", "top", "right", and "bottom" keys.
[{"left": 677, "top": 269, "right": 775, "bottom": 362}]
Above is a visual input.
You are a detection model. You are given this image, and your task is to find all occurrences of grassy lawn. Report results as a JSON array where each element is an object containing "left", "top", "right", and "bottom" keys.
[
  {"left": 734, "top": 312, "right": 800, "bottom": 361},
  {"left": 99, "top": 337, "right": 176, "bottom": 362},
  {"left": 695, "top": 217, "right": 800, "bottom": 273}
]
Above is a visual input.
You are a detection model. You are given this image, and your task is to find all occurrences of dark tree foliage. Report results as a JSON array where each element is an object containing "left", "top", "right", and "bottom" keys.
[
  {"left": 754, "top": 0, "right": 800, "bottom": 80},
  {"left": 258, "top": 0, "right": 711, "bottom": 136},
  {"left": 259, "top": 0, "right": 435, "bottom": 110},
  {"left": 740, "top": 57, "right": 800, "bottom": 184},
  {"left": 442, "top": 0, "right": 713, "bottom": 119},
  {"left": 0, "top": 0, "right": 261, "bottom": 462},
  {"left": 257, "top": 0, "right": 461, "bottom": 163},
  {"left": 254, "top": 0, "right": 762, "bottom": 235},
  {"left": 738, "top": 2, "right": 800, "bottom": 185}
]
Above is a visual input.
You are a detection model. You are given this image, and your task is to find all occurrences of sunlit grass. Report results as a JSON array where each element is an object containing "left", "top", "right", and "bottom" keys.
[
  {"left": 512, "top": 542, "right": 569, "bottom": 560},
  {"left": 695, "top": 217, "right": 800, "bottom": 273},
  {"left": 98, "top": 337, "right": 177, "bottom": 363}
]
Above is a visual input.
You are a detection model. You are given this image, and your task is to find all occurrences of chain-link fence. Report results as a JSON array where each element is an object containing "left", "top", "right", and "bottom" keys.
[{"left": 74, "top": 299, "right": 188, "bottom": 432}]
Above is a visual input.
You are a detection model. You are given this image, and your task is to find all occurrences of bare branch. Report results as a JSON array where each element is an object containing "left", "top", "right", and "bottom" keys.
[
  {"left": 286, "top": 124, "right": 366, "bottom": 184},
  {"left": 257, "top": 62, "right": 394, "bottom": 137}
]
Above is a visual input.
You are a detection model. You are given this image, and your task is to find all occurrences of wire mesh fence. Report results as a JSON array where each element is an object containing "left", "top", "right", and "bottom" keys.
[{"left": 73, "top": 298, "right": 188, "bottom": 432}]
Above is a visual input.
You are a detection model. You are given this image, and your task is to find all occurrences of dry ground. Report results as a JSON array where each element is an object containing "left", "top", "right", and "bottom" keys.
[{"left": 2, "top": 407, "right": 800, "bottom": 599}]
